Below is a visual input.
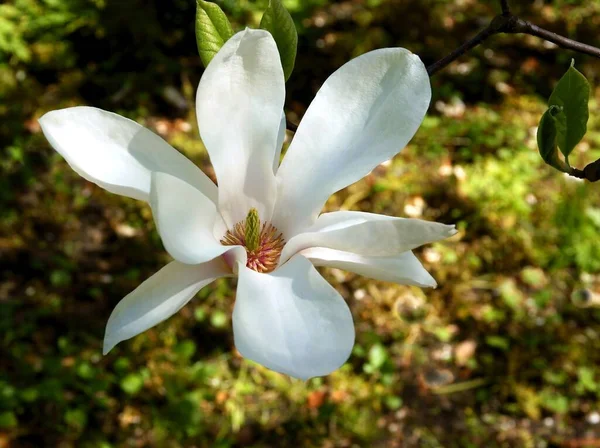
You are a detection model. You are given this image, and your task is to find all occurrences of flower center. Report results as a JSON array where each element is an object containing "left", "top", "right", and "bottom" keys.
[{"left": 220, "top": 208, "right": 285, "bottom": 273}]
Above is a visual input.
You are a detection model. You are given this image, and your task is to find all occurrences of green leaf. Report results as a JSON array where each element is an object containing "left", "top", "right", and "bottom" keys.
[
  {"left": 120, "top": 373, "right": 144, "bottom": 395},
  {"left": 384, "top": 396, "right": 403, "bottom": 410},
  {"left": 175, "top": 340, "right": 197, "bottom": 360},
  {"left": 0, "top": 411, "right": 17, "bottom": 428},
  {"left": 548, "top": 60, "right": 590, "bottom": 162},
  {"left": 195, "top": 0, "right": 234, "bottom": 68},
  {"left": 577, "top": 366, "right": 598, "bottom": 392},
  {"left": 210, "top": 310, "right": 227, "bottom": 328},
  {"left": 75, "top": 362, "right": 95, "bottom": 379},
  {"left": 540, "top": 390, "right": 569, "bottom": 414},
  {"left": 537, "top": 105, "right": 570, "bottom": 173},
  {"left": 20, "top": 388, "right": 38, "bottom": 403},
  {"left": 64, "top": 409, "right": 87, "bottom": 432},
  {"left": 260, "top": 0, "right": 298, "bottom": 81},
  {"left": 368, "top": 343, "right": 388, "bottom": 369},
  {"left": 485, "top": 335, "right": 510, "bottom": 351},
  {"left": 194, "top": 307, "right": 206, "bottom": 322}
]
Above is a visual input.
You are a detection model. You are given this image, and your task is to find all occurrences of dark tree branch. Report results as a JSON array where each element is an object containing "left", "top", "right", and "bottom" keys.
[
  {"left": 570, "top": 160, "right": 600, "bottom": 182},
  {"left": 285, "top": 6, "right": 600, "bottom": 133},
  {"left": 511, "top": 18, "right": 600, "bottom": 59},
  {"left": 426, "top": 12, "right": 600, "bottom": 79},
  {"left": 427, "top": 24, "right": 497, "bottom": 76}
]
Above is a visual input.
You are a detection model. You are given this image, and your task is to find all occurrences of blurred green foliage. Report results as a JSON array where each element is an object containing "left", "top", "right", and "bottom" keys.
[{"left": 2, "top": 0, "right": 600, "bottom": 446}]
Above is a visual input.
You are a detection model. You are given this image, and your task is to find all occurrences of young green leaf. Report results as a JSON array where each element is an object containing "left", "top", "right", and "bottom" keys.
[
  {"left": 537, "top": 105, "right": 570, "bottom": 173},
  {"left": 260, "top": 0, "right": 298, "bottom": 81},
  {"left": 196, "top": 0, "right": 234, "bottom": 68},
  {"left": 548, "top": 60, "right": 590, "bottom": 163}
]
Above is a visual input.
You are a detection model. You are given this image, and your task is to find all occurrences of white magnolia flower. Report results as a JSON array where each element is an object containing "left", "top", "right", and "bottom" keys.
[{"left": 39, "top": 29, "right": 455, "bottom": 380}]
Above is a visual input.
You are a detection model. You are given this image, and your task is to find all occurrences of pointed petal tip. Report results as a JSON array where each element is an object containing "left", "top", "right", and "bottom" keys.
[
  {"left": 38, "top": 109, "right": 63, "bottom": 132},
  {"left": 37, "top": 111, "right": 50, "bottom": 125},
  {"left": 420, "top": 268, "right": 438, "bottom": 289},
  {"left": 447, "top": 224, "right": 458, "bottom": 237},
  {"left": 102, "top": 338, "right": 116, "bottom": 356},
  {"left": 421, "top": 276, "right": 438, "bottom": 289}
]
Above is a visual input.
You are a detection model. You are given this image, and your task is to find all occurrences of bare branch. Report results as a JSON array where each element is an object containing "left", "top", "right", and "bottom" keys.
[
  {"left": 425, "top": 13, "right": 600, "bottom": 79},
  {"left": 570, "top": 168, "right": 587, "bottom": 180},
  {"left": 510, "top": 18, "right": 600, "bottom": 59},
  {"left": 286, "top": 9, "right": 600, "bottom": 133},
  {"left": 427, "top": 24, "right": 497, "bottom": 76},
  {"left": 571, "top": 159, "right": 600, "bottom": 182}
]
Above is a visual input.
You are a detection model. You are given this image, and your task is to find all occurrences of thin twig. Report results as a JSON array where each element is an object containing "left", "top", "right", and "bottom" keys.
[
  {"left": 571, "top": 159, "right": 600, "bottom": 182},
  {"left": 285, "top": 8, "right": 600, "bottom": 133},
  {"left": 427, "top": 24, "right": 498, "bottom": 76},
  {"left": 570, "top": 167, "right": 586, "bottom": 180},
  {"left": 425, "top": 13, "right": 600, "bottom": 78},
  {"left": 511, "top": 18, "right": 600, "bottom": 59}
]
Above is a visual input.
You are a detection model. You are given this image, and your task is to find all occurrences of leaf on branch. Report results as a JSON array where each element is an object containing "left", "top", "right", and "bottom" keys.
[
  {"left": 260, "top": 0, "right": 298, "bottom": 81},
  {"left": 537, "top": 105, "right": 570, "bottom": 173},
  {"left": 196, "top": 0, "right": 234, "bottom": 68},
  {"left": 548, "top": 60, "right": 590, "bottom": 164}
]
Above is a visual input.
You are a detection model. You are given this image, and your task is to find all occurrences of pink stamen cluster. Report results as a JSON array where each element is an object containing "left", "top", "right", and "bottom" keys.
[{"left": 221, "top": 221, "right": 285, "bottom": 273}]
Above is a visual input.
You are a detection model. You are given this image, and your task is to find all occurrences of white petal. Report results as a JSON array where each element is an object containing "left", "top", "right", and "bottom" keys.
[
  {"left": 196, "top": 29, "right": 285, "bottom": 227},
  {"left": 273, "top": 48, "right": 431, "bottom": 237},
  {"left": 280, "top": 211, "right": 456, "bottom": 264},
  {"left": 103, "top": 258, "right": 231, "bottom": 354},
  {"left": 273, "top": 112, "right": 287, "bottom": 173},
  {"left": 150, "top": 172, "right": 232, "bottom": 265},
  {"left": 39, "top": 106, "right": 217, "bottom": 202},
  {"left": 233, "top": 255, "right": 355, "bottom": 380},
  {"left": 302, "top": 248, "right": 437, "bottom": 288}
]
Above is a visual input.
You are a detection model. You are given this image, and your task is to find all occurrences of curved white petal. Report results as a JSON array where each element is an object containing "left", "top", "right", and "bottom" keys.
[
  {"left": 150, "top": 172, "right": 232, "bottom": 265},
  {"left": 196, "top": 29, "right": 285, "bottom": 227},
  {"left": 280, "top": 211, "right": 456, "bottom": 264},
  {"left": 273, "top": 112, "right": 287, "bottom": 173},
  {"left": 103, "top": 258, "right": 232, "bottom": 354},
  {"left": 302, "top": 247, "right": 437, "bottom": 288},
  {"left": 233, "top": 255, "right": 355, "bottom": 380},
  {"left": 39, "top": 106, "right": 217, "bottom": 202},
  {"left": 273, "top": 48, "right": 431, "bottom": 237}
]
